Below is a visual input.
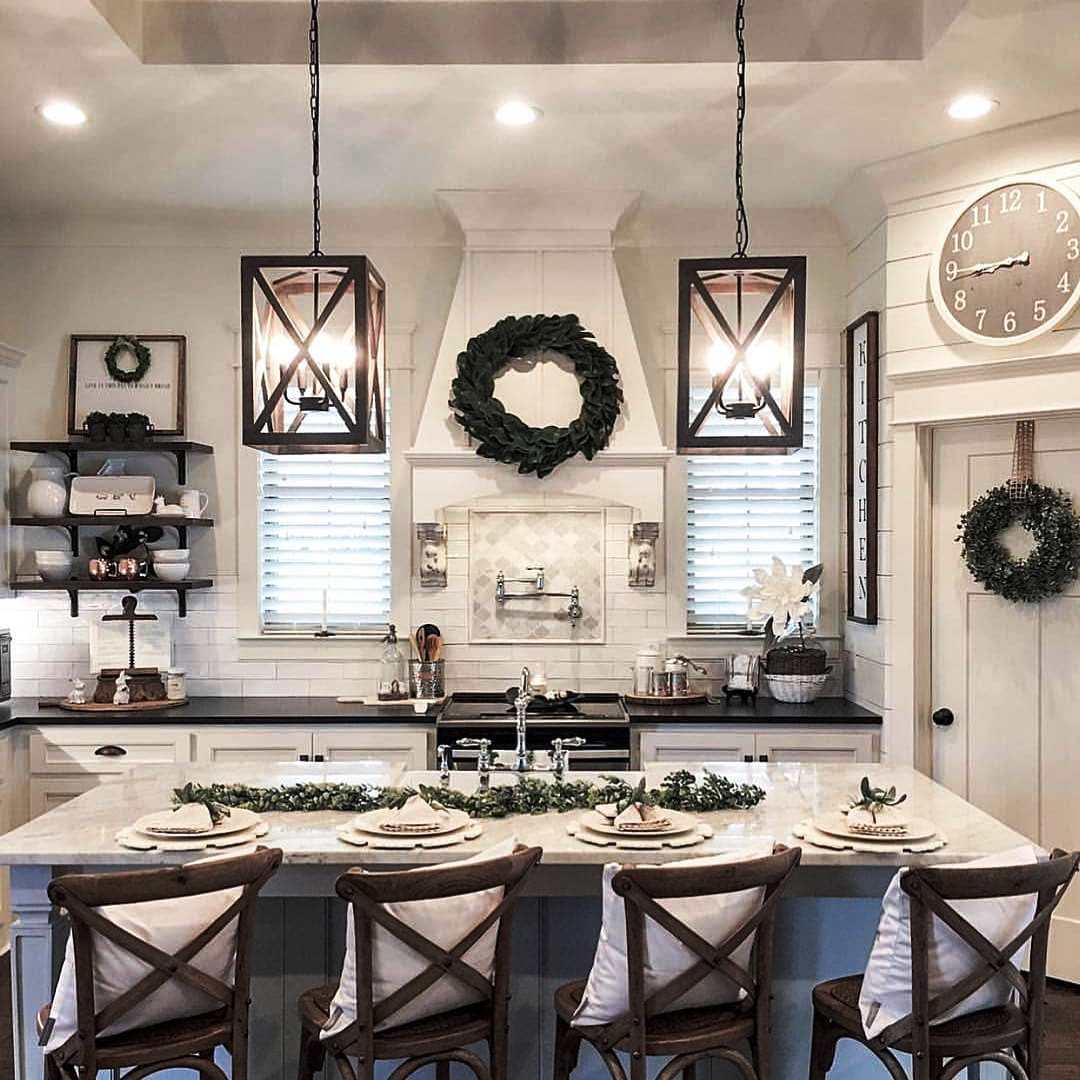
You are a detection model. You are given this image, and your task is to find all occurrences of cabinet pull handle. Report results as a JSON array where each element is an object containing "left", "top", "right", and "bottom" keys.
[
  {"left": 298, "top": 754, "right": 310, "bottom": 762},
  {"left": 314, "top": 754, "right": 325, "bottom": 763},
  {"left": 94, "top": 745, "right": 127, "bottom": 758},
  {"left": 758, "top": 754, "right": 769, "bottom": 763},
  {"left": 743, "top": 755, "right": 753, "bottom": 763}
]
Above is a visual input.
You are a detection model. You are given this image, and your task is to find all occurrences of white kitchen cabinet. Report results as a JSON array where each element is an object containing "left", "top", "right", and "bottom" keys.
[
  {"left": 28, "top": 726, "right": 190, "bottom": 775},
  {"left": 195, "top": 728, "right": 314, "bottom": 765},
  {"left": 28, "top": 775, "right": 104, "bottom": 819},
  {"left": 313, "top": 727, "right": 430, "bottom": 770},
  {"left": 636, "top": 725, "right": 879, "bottom": 768}
]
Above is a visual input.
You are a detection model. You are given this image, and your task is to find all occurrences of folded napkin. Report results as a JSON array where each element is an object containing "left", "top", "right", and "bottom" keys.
[
  {"left": 847, "top": 806, "right": 910, "bottom": 834},
  {"left": 380, "top": 795, "right": 447, "bottom": 834},
  {"left": 141, "top": 803, "right": 215, "bottom": 835},
  {"left": 614, "top": 802, "right": 671, "bottom": 833}
]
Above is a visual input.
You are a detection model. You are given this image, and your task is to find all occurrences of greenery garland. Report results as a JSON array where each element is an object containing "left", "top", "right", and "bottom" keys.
[
  {"left": 449, "top": 314, "right": 623, "bottom": 479},
  {"left": 958, "top": 482, "right": 1080, "bottom": 603},
  {"left": 173, "top": 770, "right": 765, "bottom": 820},
  {"left": 104, "top": 336, "right": 152, "bottom": 384}
]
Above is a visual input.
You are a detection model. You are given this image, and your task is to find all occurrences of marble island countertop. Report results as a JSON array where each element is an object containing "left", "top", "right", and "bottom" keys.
[{"left": 0, "top": 760, "right": 1033, "bottom": 870}]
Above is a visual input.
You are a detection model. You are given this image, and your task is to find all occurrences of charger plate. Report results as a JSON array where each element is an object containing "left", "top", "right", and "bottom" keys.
[
  {"left": 579, "top": 808, "right": 699, "bottom": 838},
  {"left": 134, "top": 806, "right": 262, "bottom": 839},
  {"left": 337, "top": 822, "right": 483, "bottom": 849},
  {"left": 116, "top": 822, "right": 269, "bottom": 852},
  {"left": 813, "top": 811, "right": 937, "bottom": 843},
  {"left": 567, "top": 820, "right": 714, "bottom": 851},
  {"left": 793, "top": 819, "right": 947, "bottom": 854}
]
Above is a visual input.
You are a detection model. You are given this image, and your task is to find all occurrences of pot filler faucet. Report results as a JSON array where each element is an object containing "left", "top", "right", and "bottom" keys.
[{"left": 495, "top": 567, "right": 583, "bottom": 627}]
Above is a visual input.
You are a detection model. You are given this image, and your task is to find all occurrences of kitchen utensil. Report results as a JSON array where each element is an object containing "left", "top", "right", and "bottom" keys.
[
  {"left": 414, "top": 623, "right": 442, "bottom": 661},
  {"left": 178, "top": 489, "right": 209, "bottom": 518},
  {"left": 409, "top": 659, "right": 445, "bottom": 700},
  {"left": 69, "top": 475, "right": 155, "bottom": 516},
  {"left": 153, "top": 562, "right": 190, "bottom": 582},
  {"left": 27, "top": 467, "right": 68, "bottom": 517}
]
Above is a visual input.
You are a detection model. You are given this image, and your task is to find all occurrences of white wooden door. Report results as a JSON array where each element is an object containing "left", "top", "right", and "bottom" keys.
[{"left": 932, "top": 416, "right": 1080, "bottom": 980}]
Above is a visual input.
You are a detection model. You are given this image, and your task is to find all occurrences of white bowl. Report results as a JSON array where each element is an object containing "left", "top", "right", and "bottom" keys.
[
  {"left": 153, "top": 562, "right": 190, "bottom": 582},
  {"left": 35, "top": 549, "right": 71, "bottom": 561},
  {"left": 151, "top": 549, "right": 190, "bottom": 562},
  {"left": 37, "top": 564, "right": 73, "bottom": 582}
]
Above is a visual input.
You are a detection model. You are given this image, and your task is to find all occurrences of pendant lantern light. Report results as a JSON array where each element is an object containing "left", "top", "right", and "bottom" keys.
[
  {"left": 241, "top": 0, "right": 386, "bottom": 454},
  {"left": 676, "top": 0, "right": 806, "bottom": 454}
]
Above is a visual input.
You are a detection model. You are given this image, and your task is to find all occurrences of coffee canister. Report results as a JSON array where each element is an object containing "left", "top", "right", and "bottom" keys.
[
  {"left": 665, "top": 656, "right": 689, "bottom": 696},
  {"left": 165, "top": 668, "right": 187, "bottom": 701},
  {"left": 633, "top": 642, "right": 663, "bottom": 695}
]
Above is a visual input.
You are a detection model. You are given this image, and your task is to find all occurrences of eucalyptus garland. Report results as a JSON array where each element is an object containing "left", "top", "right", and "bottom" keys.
[
  {"left": 104, "top": 336, "right": 152, "bottom": 383},
  {"left": 449, "top": 314, "right": 623, "bottom": 479},
  {"left": 173, "top": 770, "right": 765, "bottom": 820},
  {"left": 958, "top": 482, "right": 1080, "bottom": 603}
]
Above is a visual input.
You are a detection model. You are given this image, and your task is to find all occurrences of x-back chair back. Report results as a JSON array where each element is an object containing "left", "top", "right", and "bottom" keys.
[
  {"left": 321, "top": 843, "right": 543, "bottom": 1080},
  {"left": 45, "top": 846, "right": 282, "bottom": 1080},
  {"left": 593, "top": 843, "right": 802, "bottom": 1080},
  {"left": 890, "top": 848, "right": 1080, "bottom": 1080}
]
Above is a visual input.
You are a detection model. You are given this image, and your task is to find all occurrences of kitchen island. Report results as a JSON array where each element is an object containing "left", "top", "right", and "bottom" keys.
[{"left": 0, "top": 762, "right": 1032, "bottom": 1080}]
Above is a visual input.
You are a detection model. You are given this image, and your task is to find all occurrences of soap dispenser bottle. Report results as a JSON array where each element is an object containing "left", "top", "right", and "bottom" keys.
[{"left": 377, "top": 624, "right": 409, "bottom": 701}]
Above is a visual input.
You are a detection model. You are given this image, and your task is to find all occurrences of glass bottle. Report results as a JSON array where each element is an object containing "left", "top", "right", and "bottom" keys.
[{"left": 377, "top": 624, "right": 409, "bottom": 701}]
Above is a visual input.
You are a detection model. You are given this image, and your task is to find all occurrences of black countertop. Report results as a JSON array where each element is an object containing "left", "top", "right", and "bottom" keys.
[{"left": 0, "top": 695, "right": 881, "bottom": 731}]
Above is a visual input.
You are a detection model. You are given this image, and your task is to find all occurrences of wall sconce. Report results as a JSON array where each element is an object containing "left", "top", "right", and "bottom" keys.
[
  {"left": 415, "top": 522, "right": 448, "bottom": 588},
  {"left": 628, "top": 522, "right": 660, "bottom": 588}
]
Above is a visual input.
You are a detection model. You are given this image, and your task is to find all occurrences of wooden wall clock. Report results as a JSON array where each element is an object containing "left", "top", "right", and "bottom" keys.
[{"left": 930, "top": 176, "right": 1080, "bottom": 346}]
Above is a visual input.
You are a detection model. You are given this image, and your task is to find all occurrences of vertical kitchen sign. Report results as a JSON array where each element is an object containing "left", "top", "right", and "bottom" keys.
[{"left": 845, "top": 312, "right": 878, "bottom": 624}]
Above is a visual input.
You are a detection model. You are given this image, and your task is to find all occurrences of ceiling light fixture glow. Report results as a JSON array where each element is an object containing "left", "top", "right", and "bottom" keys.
[
  {"left": 947, "top": 94, "right": 997, "bottom": 121},
  {"left": 495, "top": 100, "right": 541, "bottom": 127},
  {"left": 38, "top": 100, "right": 87, "bottom": 127}
]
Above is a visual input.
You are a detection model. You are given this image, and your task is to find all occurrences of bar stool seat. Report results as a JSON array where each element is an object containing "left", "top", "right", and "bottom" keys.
[
  {"left": 812, "top": 975, "right": 1026, "bottom": 1058},
  {"left": 554, "top": 979, "right": 755, "bottom": 1055},
  {"left": 298, "top": 983, "right": 492, "bottom": 1059}
]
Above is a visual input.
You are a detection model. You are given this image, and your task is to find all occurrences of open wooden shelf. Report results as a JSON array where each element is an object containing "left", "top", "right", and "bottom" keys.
[
  {"left": 9, "top": 577, "right": 214, "bottom": 618},
  {"left": 12, "top": 440, "right": 213, "bottom": 483},
  {"left": 12, "top": 515, "right": 214, "bottom": 555}
]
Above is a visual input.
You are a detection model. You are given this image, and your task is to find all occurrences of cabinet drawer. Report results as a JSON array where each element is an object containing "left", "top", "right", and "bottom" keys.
[
  {"left": 29, "top": 727, "right": 189, "bottom": 775},
  {"left": 29, "top": 776, "right": 104, "bottom": 819},
  {"left": 313, "top": 728, "right": 430, "bottom": 770},
  {"left": 195, "top": 729, "right": 313, "bottom": 764},
  {"left": 754, "top": 730, "right": 878, "bottom": 763},
  {"left": 638, "top": 727, "right": 756, "bottom": 765}
]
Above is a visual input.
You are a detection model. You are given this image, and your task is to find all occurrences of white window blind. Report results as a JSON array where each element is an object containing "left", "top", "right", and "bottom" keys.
[
  {"left": 686, "top": 387, "right": 818, "bottom": 630},
  {"left": 258, "top": 448, "right": 391, "bottom": 633}
]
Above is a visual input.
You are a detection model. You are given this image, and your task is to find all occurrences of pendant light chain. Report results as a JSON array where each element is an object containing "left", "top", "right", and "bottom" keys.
[
  {"left": 308, "top": 0, "right": 322, "bottom": 256},
  {"left": 732, "top": 0, "right": 750, "bottom": 258}
]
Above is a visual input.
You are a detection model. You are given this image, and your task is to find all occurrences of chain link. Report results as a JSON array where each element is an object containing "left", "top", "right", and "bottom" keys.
[
  {"left": 309, "top": 0, "right": 322, "bottom": 256},
  {"left": 732, "top": 0, "right": 750, "bottom": 258}
]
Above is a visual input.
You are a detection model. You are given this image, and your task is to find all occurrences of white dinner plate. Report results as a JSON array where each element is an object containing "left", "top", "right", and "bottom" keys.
[
  {"left": 813, "top": 811, "right": 937, "bottom": 843},
  {"left": 579, "top": 808, "right": 699, "bottom": 837},
  {"left": 134, "top": 805, "right": 261, "bottom": 839},
  {"left": 350, "top": 806, "right": 472, "bottom": 836}
]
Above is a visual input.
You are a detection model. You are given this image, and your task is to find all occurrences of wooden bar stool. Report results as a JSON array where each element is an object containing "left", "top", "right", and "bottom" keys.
[
  {"left": 809, "top": 848, "right": 1080, "bottom": 1080},
  {"left": 39, "top": 846, "right": 282, "bottom": 1080},
  {"left": 552, "top": 844, "right": 802, "bottom": 1080},
  {"left": 296, "top": 843, "right": 542, "bottom": 1080}
]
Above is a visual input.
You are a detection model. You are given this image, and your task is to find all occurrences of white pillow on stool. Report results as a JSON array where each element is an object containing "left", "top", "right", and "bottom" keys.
[
  {"left": 322, "top": 836, "right": 517, "bottom": 1039},
  {"left": 859, "top": 844, "right": 1039, "bottom": 1040},
  {"left": 45, "top": 874, "right": 242, "bottom": 1054},
  {"left": 572, "top": 839, "right": 776, "bottom": 1027}
]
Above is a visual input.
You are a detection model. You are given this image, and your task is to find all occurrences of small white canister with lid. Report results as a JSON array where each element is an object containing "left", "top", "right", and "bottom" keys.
[
  {"left": 633, "top": 642, "right": 663, "bottom": 695},
  {"left": 165, "top": 668, "right": 187, "bottom": 701}
]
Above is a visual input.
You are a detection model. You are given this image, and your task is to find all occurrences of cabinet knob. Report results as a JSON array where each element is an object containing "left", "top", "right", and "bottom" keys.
[
  {"left": 94, "top": 745, "right": 126, "bottom": 757},
  {"left": 758, "top": 754, "right": 769, "bottom": 763},
  {"left": 298, "top": 754, "right": 310, "bottom": 762},
  {"left": 932, "top": 708, "right": 955, "bottom": 728},
  {"left": 743, "top": 755, "right": 753, "bottom": 763}
]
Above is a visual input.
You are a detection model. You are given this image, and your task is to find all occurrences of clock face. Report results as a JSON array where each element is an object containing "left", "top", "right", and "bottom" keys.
[{"left": 932, "top": 178, "right": 1080, "bottom": 346}]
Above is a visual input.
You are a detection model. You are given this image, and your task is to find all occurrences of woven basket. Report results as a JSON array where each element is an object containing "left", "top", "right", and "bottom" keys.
[
  {"left": 765, "top": 673, "right": 828, "bottom": 704},
  {"left": 764, "top": 645, "right": 828, "bottom": 675}
]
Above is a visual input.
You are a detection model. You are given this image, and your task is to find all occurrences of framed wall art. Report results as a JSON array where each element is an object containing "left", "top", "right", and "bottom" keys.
[
  {"left": 68, "top": 334, "right": 186, "bottom": 436},
  {"left": 845, "top": 311, "right": 878, "bottom": 624}
]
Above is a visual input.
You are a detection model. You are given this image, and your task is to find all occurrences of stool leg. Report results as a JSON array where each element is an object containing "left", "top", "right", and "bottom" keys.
[
  {"left": 553, "top": 1014, "right": 583, "bottom": 1080},
  {"left": 808, "top": 1009, "right": 841, "bottom": 1080},
  {"left": 682, "top": 1065, "right": 697, "bottom": 1080},
  {"left": 297, "top": 1023, "right": 327, "bottom": 1080},
  {"left": 436, "top": 1062, "right": 451, "bottom": 1080}
]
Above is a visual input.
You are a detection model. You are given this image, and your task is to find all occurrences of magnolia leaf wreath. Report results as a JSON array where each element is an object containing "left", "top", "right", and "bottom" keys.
[
  {"left": 104, "top": 336, "right": 152, "bottom": 384},
  {"left": 173, "top": 770, "right": 765, "bottom": 820},
  {"left": 449, "top": 313, "right": 623, "bottom": 479},
  {"left": 958, "top": 482, "right": 1080, "bottom": 603}
]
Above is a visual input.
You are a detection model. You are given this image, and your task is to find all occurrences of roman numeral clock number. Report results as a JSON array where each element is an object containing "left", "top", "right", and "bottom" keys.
[{"left": 934, "top": 179, "right": 1080, "bottom": 345}]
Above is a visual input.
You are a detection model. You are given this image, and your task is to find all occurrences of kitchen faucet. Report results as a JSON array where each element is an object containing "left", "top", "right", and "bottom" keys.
[
  {"left": 495, "top": 568, "right": 583, "bottom": 627},
  {"left": 513, "top": 665, "right": 532, "bottom": 772}
]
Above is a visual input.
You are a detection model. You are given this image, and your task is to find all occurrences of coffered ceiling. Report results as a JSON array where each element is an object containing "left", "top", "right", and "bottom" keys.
[{"left": 1, "top": 0, "right": 1078, "bottom": 219}]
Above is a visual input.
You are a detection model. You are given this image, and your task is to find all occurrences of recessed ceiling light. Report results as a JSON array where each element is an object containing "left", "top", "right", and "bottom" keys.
[
  {"left": 38, "top": 100, "right": 87, "bottom": 127},
  {"left": 947, "top": 94, "right": 997, "bottom": 121},
  {"left": 495, "top": 100, "right": 541, "bottom": 128}
]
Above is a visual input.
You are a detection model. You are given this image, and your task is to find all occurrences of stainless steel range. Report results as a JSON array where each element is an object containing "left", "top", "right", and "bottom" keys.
[{"left": 436, "top": 688, "right": 630, "bottom": 773}]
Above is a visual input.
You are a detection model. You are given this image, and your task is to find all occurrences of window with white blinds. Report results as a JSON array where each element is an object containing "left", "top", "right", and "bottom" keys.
[
  {"left": 258, "top": 448, "right": 391, "bottom": 633},
  {"left": 686, "top": 387, "right": 818, "bottom": 631}
]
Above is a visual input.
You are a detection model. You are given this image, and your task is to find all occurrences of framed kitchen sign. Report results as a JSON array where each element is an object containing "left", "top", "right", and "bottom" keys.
[
  {"left": 845, "top": 311, "right": 878, "bottom": 624},
  {"left": 68, "top": 334, "right": 186, "bottom": 436}
]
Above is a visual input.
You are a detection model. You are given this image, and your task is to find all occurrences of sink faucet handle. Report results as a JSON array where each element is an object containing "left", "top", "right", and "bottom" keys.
[
  {"left": 519, "top": 665, "right": 532, "bottom": 696},
  {"left": 552, "top": 736, "right": 586, "bottom": 749},
  {"left": 436, "top": 743, "right": 453, "bottom": 783}
]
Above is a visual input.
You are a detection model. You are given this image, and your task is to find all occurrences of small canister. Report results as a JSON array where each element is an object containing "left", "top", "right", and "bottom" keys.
[
  {"left": 649, "top": 670, "right": 675, "bottom": 697},
  {"left": 633, "top": 642, "right": 663, "bottom": 695},
  {"left": 665, "top": 656, "right": 689, "bottom": 696},
  {"left": 165, "top": 667, "right": 186, "bottom": 701}
]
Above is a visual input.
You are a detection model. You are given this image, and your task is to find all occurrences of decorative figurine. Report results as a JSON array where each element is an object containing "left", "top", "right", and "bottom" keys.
[
  {"left": 67, "top": 678, "right": 87, "bottom": 705},
  {"left": 113, "top": 669, "right": 130, "bottom": 706}
]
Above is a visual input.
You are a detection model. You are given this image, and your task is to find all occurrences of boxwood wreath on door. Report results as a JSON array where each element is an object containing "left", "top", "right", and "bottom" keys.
[
  {"left": 957, "top": 420, "right": 1080, "bottom": 603},
  {"left": 449, "top": 313, "right": 622, "bottom": 478}
]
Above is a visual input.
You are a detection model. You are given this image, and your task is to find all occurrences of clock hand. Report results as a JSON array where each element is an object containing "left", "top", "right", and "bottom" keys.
[{"left": 954, "top": 251, "right": 1031, "bottom": 278}]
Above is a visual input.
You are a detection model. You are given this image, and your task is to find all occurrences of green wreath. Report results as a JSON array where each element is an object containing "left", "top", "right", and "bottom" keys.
[
  {"left": 449, "top": 314, "right": 622, "bottom": 479},
  {"left": 958, "top": 482, "right": 1080, "bottom": 603},
  {"left": 104, "top": 336, "right": 152, "bottom": 383}
]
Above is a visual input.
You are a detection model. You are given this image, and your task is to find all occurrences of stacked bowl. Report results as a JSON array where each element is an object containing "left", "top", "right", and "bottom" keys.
[
  {"left": 35, "top": 551, "right": 73, "bottom": 582},
  {"left": 151, "top": 548, "right": 190, "bottom": 582}
]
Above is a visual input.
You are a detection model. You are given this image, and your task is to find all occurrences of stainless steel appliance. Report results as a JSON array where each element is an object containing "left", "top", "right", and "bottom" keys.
[{"left": 436, "top": 691, "right": 630, "bottom": 772}]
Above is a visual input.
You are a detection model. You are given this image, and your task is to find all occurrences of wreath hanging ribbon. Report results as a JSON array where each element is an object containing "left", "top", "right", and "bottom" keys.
[
  {"left": 958, "top": 420, "right": 1080, "bottom": 603},
  {"left": 104, "top": 336, "right": 152, "bottom": 384},
  {"left": 449, "top": 313, "right": 623, "bottom": 479}
]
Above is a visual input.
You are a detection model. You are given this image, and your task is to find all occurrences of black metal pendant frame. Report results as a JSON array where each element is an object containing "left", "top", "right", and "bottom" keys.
[
  {"left": 241, "top": 254, "right": 386, "bottom": 454},
  {"left": 676, "top": 255, "right": 806, "bottom": 455}
]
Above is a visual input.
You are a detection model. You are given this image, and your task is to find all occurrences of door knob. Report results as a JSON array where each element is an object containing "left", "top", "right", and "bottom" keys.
[{"left": 932, "top": 708, "right": 955, "bottom": 728}]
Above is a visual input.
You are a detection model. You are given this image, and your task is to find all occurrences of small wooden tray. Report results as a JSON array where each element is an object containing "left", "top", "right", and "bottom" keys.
[
  {"left": 55, "top": 697, "right": 188, "bottom": 713},
  {"left": 623, "top": 692, "right": 708, "bottom": 705}
]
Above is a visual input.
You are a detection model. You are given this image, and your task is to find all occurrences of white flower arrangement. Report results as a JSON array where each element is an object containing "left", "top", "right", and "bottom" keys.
[{"left": 741, "top": 557, "right": 823, "bottom": 651}]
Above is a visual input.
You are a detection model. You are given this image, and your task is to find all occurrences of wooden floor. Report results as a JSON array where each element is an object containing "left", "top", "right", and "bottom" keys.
[{"left": 0, "top": 955, "right": 1075, "bottom": 1079}]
